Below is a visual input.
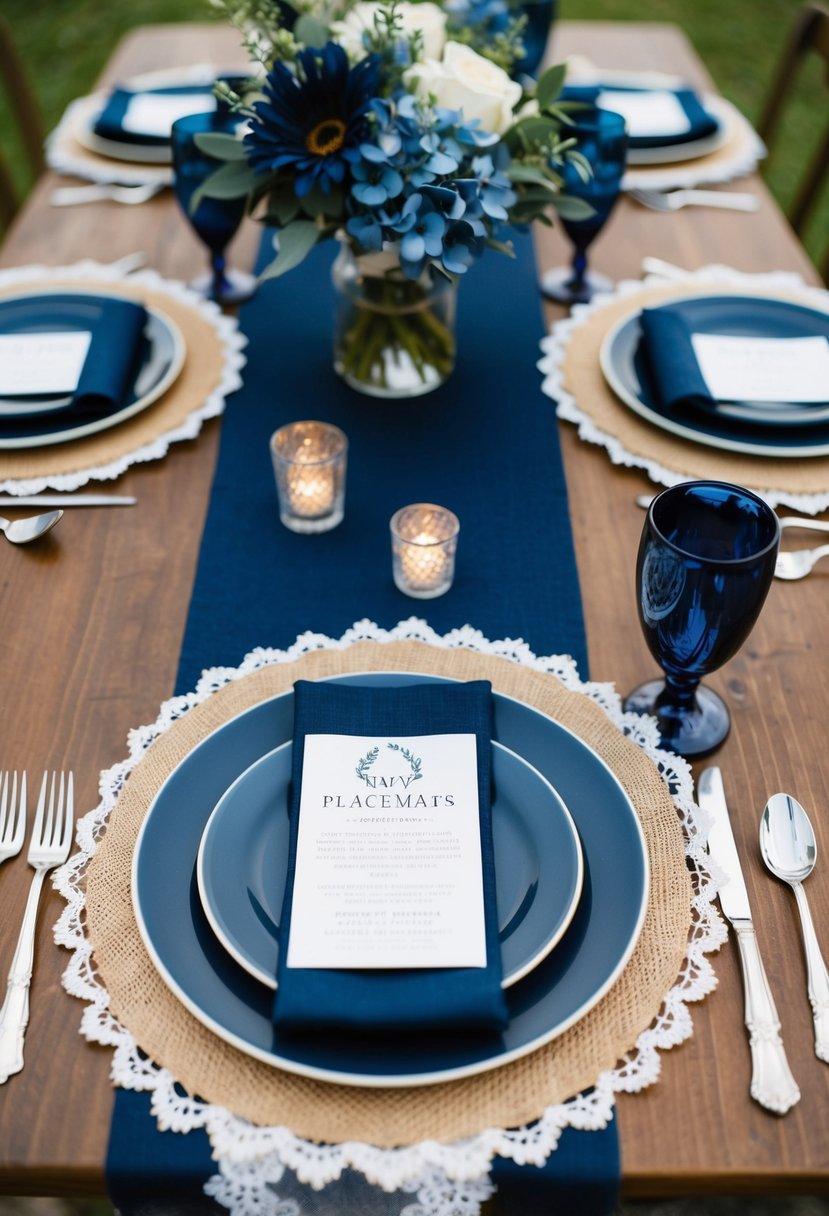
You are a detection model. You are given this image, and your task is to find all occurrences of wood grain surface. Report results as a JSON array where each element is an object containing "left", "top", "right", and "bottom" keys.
[{"left": 0, "top": 19, "right": 826, "bottom": 1200}]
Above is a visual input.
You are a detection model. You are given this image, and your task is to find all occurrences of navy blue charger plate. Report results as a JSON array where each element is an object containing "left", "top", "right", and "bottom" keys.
[
  {"left": 132, "top": 673, "right": 649, "bottom": 1088},
  {"left": 601, "top": 293, "right": 829, "bottom": 457}
]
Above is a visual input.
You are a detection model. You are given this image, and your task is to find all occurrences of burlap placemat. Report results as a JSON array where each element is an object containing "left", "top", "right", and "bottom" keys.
[
  {"left": 0, "top": 276, "right": 228, "bottom": 483},
  {"left": 86, "top": 640, "right": 691, "bottom": 1147},
  {"left": 560, "top": 280, "right": 829, "bottom": 497}
]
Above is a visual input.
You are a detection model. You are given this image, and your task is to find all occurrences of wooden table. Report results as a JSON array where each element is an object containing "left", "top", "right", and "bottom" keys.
[{"left": 0, "top": 19, "right": 827, "bottom": 1202}]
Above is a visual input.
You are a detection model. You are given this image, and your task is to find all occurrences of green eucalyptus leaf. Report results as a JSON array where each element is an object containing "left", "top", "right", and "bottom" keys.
[
  {"left": 294, "top": 13, "right": 330, "bottom": 46},
  {"left": 192, "top": 131, "right": 248, "bottom": 162},
  {"left": 554, "top": 195, "right": 596, "bottom": 221},
  {"left": 259, "top": 220, "right": 321, "bottom": 281},
  {"left": 536, "top": 63, "right": 567, "bottom": 112},
  {"left": 507, "top": 163, "right": 557, "bottom": 186},
  {"left": 300, "top": 181, "right": 345, "bottom": 219},
  {"left": 190, "top": 160, "right": 258, "bottom": 212},
  {"left": 512, "top": 115, "right": 561, "bottom": 145}
]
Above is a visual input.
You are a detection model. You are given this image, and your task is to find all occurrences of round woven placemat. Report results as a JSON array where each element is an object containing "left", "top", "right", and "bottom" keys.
[
  {"left": 86, "top": 641, "right": 691, "bottom": 1147},
  {"left": 0, "top": 276, "right": 227, "bottom": 483},
  {"left": 561, "top": 280, "right": 829, "bottom": 497}
]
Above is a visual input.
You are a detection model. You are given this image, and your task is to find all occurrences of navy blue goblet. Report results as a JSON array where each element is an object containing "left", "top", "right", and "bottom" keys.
[
  {"left": 171, "top": 111, "right": 256, "bottom": 306},
  {"left": 541, "top": 107, "right": 627, "bottom": 305},
  {"left": 513, "top": 0, "right": 557, "bottom": 78},
  {"left": 623, "top": 481, "right": 780, "bottom": 758}
]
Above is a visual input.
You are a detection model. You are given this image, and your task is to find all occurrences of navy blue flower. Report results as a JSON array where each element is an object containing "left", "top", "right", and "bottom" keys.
[{"left": 244, "top": 43, "right": 382, "bottom": 197}]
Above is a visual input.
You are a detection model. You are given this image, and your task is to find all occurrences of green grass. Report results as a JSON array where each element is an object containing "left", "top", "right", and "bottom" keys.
[{"left": 1, "top": 0, "right": 826, "bottom": 271}]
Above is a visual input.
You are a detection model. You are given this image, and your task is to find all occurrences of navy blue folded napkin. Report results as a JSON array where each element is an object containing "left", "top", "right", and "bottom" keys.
[
  {"left": 0, "top": 293, "right": 147, "bottom": 418},
  {"left": 562, "top": 84, "right": 718, "bottom": 148},
  {"left": 273, "top": 678, "right": 509, "bottom": 1036},
  {"left": 93, "top": 84, "right": 218, "bottom": 145},
  {"left": 638, "top": 302, "right": 715, "bottom": 415}
]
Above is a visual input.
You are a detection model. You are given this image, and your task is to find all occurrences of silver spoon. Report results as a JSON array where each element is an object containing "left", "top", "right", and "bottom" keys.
[
  {"left": 0, "top": 509, "right": 63, "bottom": 544},
  {"left": 774, "top": 544, "right": 829, "bottom": 581},
  {"left": 760, "top": 793, "right": 829, "bottom": 1062}
]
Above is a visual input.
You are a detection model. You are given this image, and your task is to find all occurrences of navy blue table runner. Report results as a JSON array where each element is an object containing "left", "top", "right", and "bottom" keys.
[{"left": 107, "top": 228, "right": 619, "bottom": 1213}]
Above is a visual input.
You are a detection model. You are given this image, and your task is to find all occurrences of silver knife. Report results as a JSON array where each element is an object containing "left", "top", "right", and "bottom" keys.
[
  {"left": 0, "top": 495, "right": 136, "bottom": 506},
  {"left": 698, "top": 766, "right": 800, "bottom": 1114}
]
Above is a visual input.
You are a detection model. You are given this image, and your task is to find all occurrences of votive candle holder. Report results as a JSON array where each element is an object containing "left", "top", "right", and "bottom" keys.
[
  {"left": 271, "top": 421, "right": 347, "bottom": 534},
  {"left": 391, "top": 503, "right": 459, "bottom": 599}
]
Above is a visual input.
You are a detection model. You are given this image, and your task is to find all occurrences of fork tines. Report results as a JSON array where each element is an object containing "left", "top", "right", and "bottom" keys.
[
  {"left": 31, "top": 771, "right": 73, "bottom": 855},
  {"left": 0, "top": 771, "right": 26, "bottom": 862}
]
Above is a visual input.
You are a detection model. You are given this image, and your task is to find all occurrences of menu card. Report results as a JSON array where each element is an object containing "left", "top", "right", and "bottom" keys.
[
  {"left": 286, "top": 731, "right": 487, "bottom": 970},
  {"left": 596, "top": 89, "right": 692, "bottom": 137},
  {"left": 119, "top": 91, "right": 217, "bottom": 137},
  {"left": 691, "top": 333, "right": 829, "bottom": 403},
  {"left": 0, "top": 331, "right": 91, "bottom": 396}
]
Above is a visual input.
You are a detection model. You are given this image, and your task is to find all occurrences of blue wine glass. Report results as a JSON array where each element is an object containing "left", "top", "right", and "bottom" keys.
[
  {"left": 624, "top": 481, "right": 780, "bottom": 758},
  {"left": 171, "top": 111, "right": 257, "bottom": 306},
  {"left": 513, "top": 0, "right": 557, "bottom": 79},
  {"left": 541, "top": 107, "right": 628, "bottom": 306}
]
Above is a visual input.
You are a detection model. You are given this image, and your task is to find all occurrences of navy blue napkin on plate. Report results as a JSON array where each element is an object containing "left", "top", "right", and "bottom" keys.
[
  {"left": 562, "top": 84, "right": 718, "bottom": 148},
  {"left": 93, "top": 84, "right": 218, "bottom": 145},
  {"left": 273, "top": 678, "right": 510, "bottom": 1036},
  {"left": 0, "top": 293, "right": 148, "bottom": 420},
  {"left": 638, "top": 303, "right": 715, "bottom": 415}
]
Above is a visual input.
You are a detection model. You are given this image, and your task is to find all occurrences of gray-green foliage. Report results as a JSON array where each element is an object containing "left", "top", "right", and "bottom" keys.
[{"left": 1, "top": 0, "right": 825, "bottom": 268}]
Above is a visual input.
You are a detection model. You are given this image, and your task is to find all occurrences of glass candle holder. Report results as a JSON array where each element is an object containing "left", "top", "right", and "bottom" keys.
[
  {"left": 271, "top": 421, "right": 347, "bottom": 534},
  {"left": 391, "top": 504, "right": 459, "bottom": 599}
]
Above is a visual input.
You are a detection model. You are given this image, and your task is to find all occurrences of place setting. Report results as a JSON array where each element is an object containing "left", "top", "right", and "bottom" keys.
[
  {"left": 561, "top": 59, "right": 767, "bottom": 195},
  {"left": 45, "top": 63, "right": 246, "bottom": 193},
  {"left": 55, "top": 619, "right": 718, "bottom": 1205},
  {"left": 0, "top": 258, "right": 246, "bottom": 493},
  {"left": 539, "top": 260, "right": 829, "bottom": 514}
]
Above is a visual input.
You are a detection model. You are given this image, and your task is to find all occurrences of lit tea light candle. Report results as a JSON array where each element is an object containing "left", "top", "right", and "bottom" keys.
[
  {"left": 270, "top": 421, "right": 347, "bottom": 534},
  {"left": 391, "top": 504, "right": 459, "bottom": 599}
]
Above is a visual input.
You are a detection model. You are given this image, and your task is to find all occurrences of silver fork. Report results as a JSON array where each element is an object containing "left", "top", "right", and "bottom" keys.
[
  {"left": 775, "top": 544, "right": 829, "bottom": 580},
  {"left": 0, "top": 772, "right": 73, "bottom": 1083},
  {"left": 629, "top": 187, "right": 759, "bottom": 212},
  {"left": 0, "top": 772, "right": 25, "bottom": 867},
  {"left": 49, "top": 182, "right": 165, "bottom": 207}
]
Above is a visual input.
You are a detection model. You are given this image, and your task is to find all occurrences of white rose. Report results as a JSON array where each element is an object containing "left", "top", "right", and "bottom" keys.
[
  {"left": 332, "top": 2, "right": 446, "bottom": 63},
  {"left": 408, "top": 41, "right": 523, "bottom": 135}
]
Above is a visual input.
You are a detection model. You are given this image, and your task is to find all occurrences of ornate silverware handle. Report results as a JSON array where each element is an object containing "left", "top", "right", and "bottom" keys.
[
  {"left": 732, "top": 922, "right": 801, "bottom": 1113},
  {"left": 792, "top": 883, "right": 829, "bottom": 1063},
  {"left": 0, "top": 868, "right": 47, "bottom": 1083}
]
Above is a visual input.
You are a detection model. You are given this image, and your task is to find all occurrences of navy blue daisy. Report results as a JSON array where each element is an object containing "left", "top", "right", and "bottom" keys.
[{"left": 244, "top": 43, "right": 382, "bottom": 197}]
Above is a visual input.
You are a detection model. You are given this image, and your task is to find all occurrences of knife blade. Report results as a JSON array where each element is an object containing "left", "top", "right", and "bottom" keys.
[
  {"left": 698, "top": 766, "right": 800, "bottom": 1114},
  {"left": 0, "top": 495, "right": 136, "bottom": 507}
]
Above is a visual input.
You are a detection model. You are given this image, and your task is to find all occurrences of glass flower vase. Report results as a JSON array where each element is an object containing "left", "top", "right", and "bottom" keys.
[{"left": 332, "top": 243, "right": 457, "bottom": 398}]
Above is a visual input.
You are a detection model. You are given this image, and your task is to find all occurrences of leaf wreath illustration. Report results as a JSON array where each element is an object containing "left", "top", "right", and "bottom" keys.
[
  {"left": 386, "top": 742, "right": 423, "bottom": 781},
  {"left": 355, "top": 746, "right": 380, "bottom": 783}
]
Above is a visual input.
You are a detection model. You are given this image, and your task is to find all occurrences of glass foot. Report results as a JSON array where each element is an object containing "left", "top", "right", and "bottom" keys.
[
  {"left": 623, "top": 679, "right": 731, "bottom": 758},
  {"left": 540, "top": 265, "right": 613, "bottom": 306},
  {"left": 191, "top": 267, "right": 258, "bottom": 305}
]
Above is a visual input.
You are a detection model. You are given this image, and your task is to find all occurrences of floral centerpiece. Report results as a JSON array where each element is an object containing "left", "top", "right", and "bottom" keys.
[{"left": 202, "top": 0, "right": 588, "bottom": 396}]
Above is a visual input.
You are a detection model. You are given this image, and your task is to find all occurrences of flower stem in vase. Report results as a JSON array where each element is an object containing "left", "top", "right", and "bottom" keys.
[{"left": 333, "top": 249, "right": 457, "bottom": 398}]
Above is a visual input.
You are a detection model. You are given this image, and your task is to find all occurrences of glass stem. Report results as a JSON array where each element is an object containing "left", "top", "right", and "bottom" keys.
[
  {"left": 569, "top": 249, "right": 588, "bottom": 291},
  {"left": 654, "top": 673, "right": 700, "bottom": 718},
  {"left": 210, "top": 252, "right": 228, "bottom": 303}
]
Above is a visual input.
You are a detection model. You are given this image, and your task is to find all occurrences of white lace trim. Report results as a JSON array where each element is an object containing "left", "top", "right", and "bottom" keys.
[
  {"left": 538, "top": 261, "right": 829, "bottom": 515},
  {"left": 53, "top": 619, "right": 726, "bottom": 1216},
  {"left": 0, "top": 259, "right": 246, "bottom": 494}
]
